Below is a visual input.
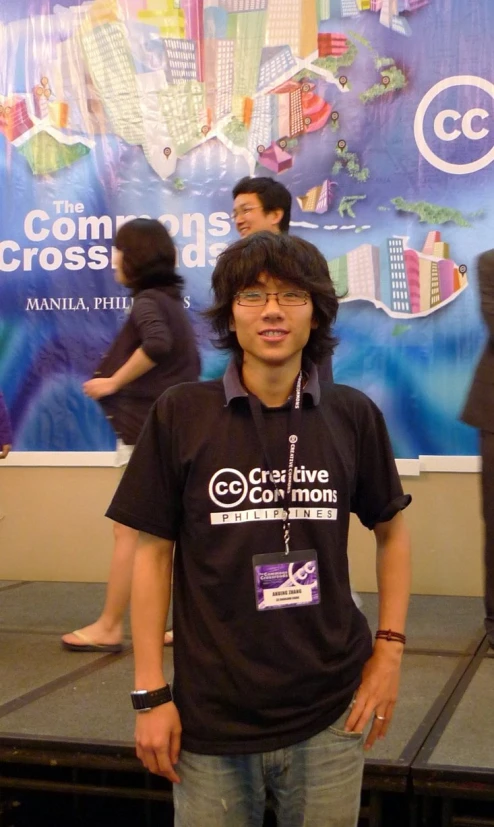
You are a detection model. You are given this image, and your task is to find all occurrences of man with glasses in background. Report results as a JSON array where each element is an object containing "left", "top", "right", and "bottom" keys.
[
  {"left": 109, "top": 232, "right": 411, "bottom": 827},
  {"left": 231, "top": 176, "right": 292, "bottom": 237}
]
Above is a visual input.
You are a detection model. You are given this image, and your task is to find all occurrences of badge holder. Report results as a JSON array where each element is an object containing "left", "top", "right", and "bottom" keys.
[{"left": 253, "top": 549, "right": 320, "bottom": 611}]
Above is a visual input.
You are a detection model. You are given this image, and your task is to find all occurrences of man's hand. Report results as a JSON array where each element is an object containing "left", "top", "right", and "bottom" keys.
[
  {"left": 343, "top": 640, "right": 403, "bottom": 749},
  {"left": 0, "top": 444, "right": 11, "bottom": 459},
  {"left": 83, "top": 377, "right": 118, "bottom": 399},
  {"left": 135, "top": 702, "right": 182, "bottom": 782}
]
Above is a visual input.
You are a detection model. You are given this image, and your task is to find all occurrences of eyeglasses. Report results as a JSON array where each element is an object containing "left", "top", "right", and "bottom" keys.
[
  {"left": 230, "top": 205, "right": 262, "bottom": 221},
  {"left": 235, "top": 290, "right": 310, "bottom": 307}
]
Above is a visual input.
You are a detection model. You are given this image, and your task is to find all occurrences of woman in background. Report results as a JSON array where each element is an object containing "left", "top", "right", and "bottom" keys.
[{"left": 62, "top": 218, "right": 200, "bottom": 652}]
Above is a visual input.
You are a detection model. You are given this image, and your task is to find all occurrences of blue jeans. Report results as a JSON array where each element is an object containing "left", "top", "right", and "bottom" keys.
[{"left": 173, "top": 708, "right": 364, "bottom": 827}]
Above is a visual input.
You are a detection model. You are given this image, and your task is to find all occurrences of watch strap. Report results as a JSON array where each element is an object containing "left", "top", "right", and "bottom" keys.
[{"left": 131, "top": 685, "right": 173, "bottom": 712}]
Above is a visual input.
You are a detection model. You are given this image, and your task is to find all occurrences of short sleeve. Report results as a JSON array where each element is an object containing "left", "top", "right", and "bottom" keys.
[
  {"left": 106, "top": 394, "right": 182, "bottom": 539},
  {"left": 132, "top": 293, "right": 173, "bottom": 362},
  {"left": 351, "top": 398, "right": 411, "bottom": 530}
]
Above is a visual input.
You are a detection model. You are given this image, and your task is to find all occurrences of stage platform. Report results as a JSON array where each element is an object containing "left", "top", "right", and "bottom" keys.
[{"left": 1, "top": 582, "right": 494, "bottom": 827}]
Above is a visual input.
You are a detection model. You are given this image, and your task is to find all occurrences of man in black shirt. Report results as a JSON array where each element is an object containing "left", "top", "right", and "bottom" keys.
[{"left": 109, "top": 232, "right": 411, "bottom": 827}]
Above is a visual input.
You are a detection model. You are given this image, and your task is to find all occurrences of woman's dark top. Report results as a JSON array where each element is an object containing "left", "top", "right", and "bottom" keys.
[{"left": 96, "top": 285, "right": 200, "bottom": 444}]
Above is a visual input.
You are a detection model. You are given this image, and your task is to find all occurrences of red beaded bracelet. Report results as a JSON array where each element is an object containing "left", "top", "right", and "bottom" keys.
[{"left": 375, "top": 629, "right": 406, "bottom": 645}]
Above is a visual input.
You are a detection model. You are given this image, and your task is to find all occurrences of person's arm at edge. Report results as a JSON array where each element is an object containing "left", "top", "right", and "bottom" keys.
[
  {"left": 344, "top": 511, "right": 411, "bottom": 749},
  {"left": 132, "top": 532, "right": 182, "bottom": 782},
  {"left": 478, "top": 250, "right": 494, "bottom": 337},
  {"left": 0, "top": 392, "right": 13, "bottom": 456}
]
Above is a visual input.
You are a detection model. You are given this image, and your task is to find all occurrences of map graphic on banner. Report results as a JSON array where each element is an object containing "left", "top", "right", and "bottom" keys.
[{"left": 0, "top": 0, "right": 492, "bottom": 456}]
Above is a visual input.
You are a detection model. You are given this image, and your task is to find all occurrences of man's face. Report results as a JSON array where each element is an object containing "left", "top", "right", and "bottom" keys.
[
  {"left": 230, "top": 272, "right": 317, "bottom": 370},
  {"left": 232, "top": 193, "right": 283, "bottom": 237}
]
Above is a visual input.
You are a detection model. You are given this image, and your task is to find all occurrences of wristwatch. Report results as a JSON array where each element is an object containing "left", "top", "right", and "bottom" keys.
[{"left": 131, "top": 685, "right": 173, "bottom": 712}]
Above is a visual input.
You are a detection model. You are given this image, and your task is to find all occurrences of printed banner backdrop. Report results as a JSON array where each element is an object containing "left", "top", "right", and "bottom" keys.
[{"left": 0, "top": 0, "right": 490, "bottom": 456}]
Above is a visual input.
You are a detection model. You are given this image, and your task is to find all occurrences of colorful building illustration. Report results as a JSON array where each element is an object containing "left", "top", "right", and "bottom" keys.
[
  {"left": 317, "top": 0, "right": 331, "bottom": 18},
  {"left": 297, "top": 179, "right": 338, "bottom": 213},
  {"left": 159, "top": 79, "right": 206, "bottom": 155},
  {"left": 204, "top": 5, "right": 228, "bottom": 39},
  {"left": 266, "top": 0, "right": 318, "bottom": 59},
  {"left": 137, "top": 0, "right": 186, "bottom": 37},
  {"left": 274, "top": 82, "right": 304, "bottom": 137},
  {"left": 258, "top": 141, "right": 293, "bottom": 172},
  {"left": 258, "top": 46, "right": 296, "bottom": 91},
  {"left": 385, "top": 236, "right": 411, "bottom": 313},
  {"left": 301, "top": 82, "right": 332, "bottom": 131},
  {"left": 379, "top": 0, "right": 412, "bottom": 33},
  {"left": 438, "top": 258, "right": 455, "bottom": 304},
  {"left": 49, "top": 102, "right": 69, "bottom": 128},
  {"left": 125, "top": 0, "right": 146, "bottom": 16},
  {"left": 318, "top": 33, "right": 348, "bottom": 57},
  {"left": 163, "top": 38, "right": 199, "bottom": 83},
  {"left": 205, "top": 38, "right": 235, "bottom": 120},
  {"left": 228, "top": 10, "right": 266, "bottom": 120},
  {"left": 47, "top": 37, "right": 101, "bottom": 134},
  {"left": 181, "top": 0, "right": 205, "bottom": 81},
  {"left": 422, "top": 230, "right": 441, "bottom": 255},
  {"left": 347, "top": 244, "right": 381, "bottom": 298},
  {"left": 404, "top": 249, "right": 420, "bottom": 313},
  {"left": 220, "top": 0, "right": 267, "bottom": 9},
  {"left": 328, "top": 232, "right": 464, "bottom": 316},
  {"left": 88, "top": 0, "right": 120, "bottom": 25},
  {"left": 247, "top": 93, "right": 273, "bottom": 154},
  {"left": 341, "top": 0, "right": 360, "bottom": 15},
  {"left": 0, "top": 97, "right": 34, "bottom": 142},
  {"left": 78, "top": 19, "right": 145, "bottom": 145},
  {"left": 391, "top": 15, "right": 411, "bottom": 34},
  {"left": 319, "top": 0, "right": 359, "bottom": 16}
]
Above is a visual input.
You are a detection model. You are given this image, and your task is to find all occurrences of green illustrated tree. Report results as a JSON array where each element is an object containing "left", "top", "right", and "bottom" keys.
[
  {"left": 392, "top": 324, "right": 412, "bottom": 337},
  {"left": 312, "top": 40, "right": 358, "bottom": 75},
  {"left": 223, "top": 117, "right": 248, "bottom": 148},
  {"left": 338, "top": 195, "right": 367, "bottom": 218},
  {"left": 391, "top": 197, "right": 472, "bottom": 227},
  {"left": 332, "top": 144, "right": 370, "bottom": 183},
  {"left": 360, "top": 65, "right": 407, "bottom": 103}
]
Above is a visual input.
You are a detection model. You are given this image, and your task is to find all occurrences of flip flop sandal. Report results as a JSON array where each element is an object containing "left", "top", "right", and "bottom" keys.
[{"left": 61, "top": 629, "right": 123, "bottom": 653}]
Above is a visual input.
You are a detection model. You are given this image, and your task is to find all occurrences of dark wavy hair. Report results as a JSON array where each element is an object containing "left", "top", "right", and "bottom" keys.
[
  {"left": 114, "top": 218, "right": 184, "bottom": 296},
  {"left": 232, "top": 176, "right": 292, "bottom": 233},
  {"left": 205, "top": 232, "right": 338, "bottom": 364}
]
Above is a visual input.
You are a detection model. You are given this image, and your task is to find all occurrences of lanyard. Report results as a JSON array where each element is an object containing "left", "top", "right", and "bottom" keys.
[{"left": 248, "top": 372, "right": 303, "bottom": 555}]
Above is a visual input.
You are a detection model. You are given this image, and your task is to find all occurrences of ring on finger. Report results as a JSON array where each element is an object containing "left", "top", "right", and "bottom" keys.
[{"left": 375, "top": 714, "right": 387, "bottom": 721}]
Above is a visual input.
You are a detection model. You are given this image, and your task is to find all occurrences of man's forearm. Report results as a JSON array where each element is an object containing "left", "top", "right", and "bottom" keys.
[
  {"left": 374, "top": 512, "right": 411, "bottom": 634},
  {"left": 132, "top": 533, "right": 174, "bottom": 689}
]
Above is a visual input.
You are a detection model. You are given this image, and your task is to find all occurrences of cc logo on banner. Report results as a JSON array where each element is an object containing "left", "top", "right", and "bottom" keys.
[{"left": 414, "top": 75, "right": 494, "bottom": 174}]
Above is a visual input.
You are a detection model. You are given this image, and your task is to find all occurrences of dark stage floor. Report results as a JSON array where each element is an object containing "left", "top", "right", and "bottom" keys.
[{"left": 1, "top": 582, "right": 493, "bottom": 826}]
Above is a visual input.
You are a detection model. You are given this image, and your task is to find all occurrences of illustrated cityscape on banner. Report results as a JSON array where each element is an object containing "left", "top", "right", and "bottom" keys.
[{"left": 0, "top": 0, "right": 492, "bottom": 456}]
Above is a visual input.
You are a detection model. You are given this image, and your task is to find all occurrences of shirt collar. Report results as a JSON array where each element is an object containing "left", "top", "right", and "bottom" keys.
[{"left": 223, "top": 358, "right": 321, "bottom": 407}]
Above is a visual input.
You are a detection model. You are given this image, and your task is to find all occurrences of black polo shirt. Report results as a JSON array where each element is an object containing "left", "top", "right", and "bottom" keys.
[{"left": 108, "top": 360, "right": 410, "bottom": 754}]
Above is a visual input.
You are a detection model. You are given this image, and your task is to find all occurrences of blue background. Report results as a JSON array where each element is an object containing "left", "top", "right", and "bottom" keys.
[{"left": 0, "top": 0, "right": 490, "bottom": 455}]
